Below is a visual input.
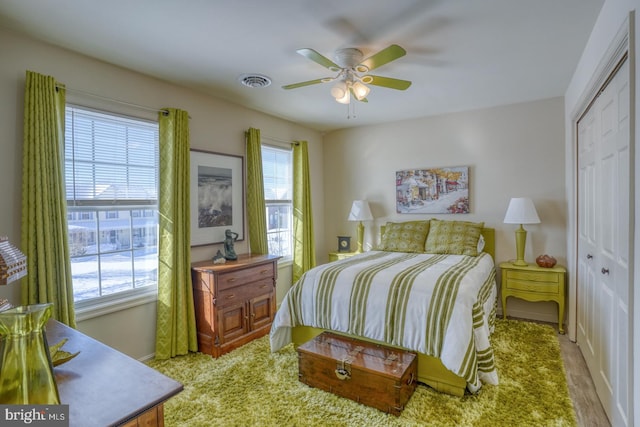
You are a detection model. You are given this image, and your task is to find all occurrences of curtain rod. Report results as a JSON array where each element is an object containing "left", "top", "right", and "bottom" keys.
[
  {"left": 261, "top": 134, "right": 291, "bottom": 144},
  {"left": 56, "top": 85, "right": 170, "bottom": 116},
  {"left": 262, "top": 134, "right": 300, "bottom": 146}
]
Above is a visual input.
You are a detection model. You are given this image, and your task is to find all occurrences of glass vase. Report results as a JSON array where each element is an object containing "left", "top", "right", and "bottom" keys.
[{"left": 0, "top": 303, "right": 60, "bottom": 404}]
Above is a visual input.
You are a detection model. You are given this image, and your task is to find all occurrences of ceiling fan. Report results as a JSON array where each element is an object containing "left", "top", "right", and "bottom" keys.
[{"left": 283, "top": 44, "right": 412, "bottom": 104}]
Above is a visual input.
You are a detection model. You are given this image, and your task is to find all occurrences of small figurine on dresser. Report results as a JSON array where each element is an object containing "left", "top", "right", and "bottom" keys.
[
  {"left": 212, "top": 250, "right": 226, "bottom": 264},
  {"left": 223, "top": 229, "right": 239, "bottom": 261}
]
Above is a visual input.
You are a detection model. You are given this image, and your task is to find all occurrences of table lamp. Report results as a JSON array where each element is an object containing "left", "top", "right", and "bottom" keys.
[
  {"left": 0, "top": 237, "right": 27, "bottom": 286},
  {"left": 503, "top": 197, "right": 540, "bottom": 266},
  {"left": 348, "top": 200, "right": 373, "bottom": 253},
  {"left": 0, "top": 236, "right": 27, "bottom": 311}
]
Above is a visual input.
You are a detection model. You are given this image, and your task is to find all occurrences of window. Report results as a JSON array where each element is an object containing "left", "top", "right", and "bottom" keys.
[
  {"left": 64, "top": 106, "right": 159, "bottom": 307},
  {"left": 262, "top": 145, "right": 293, "bottom": 259}
]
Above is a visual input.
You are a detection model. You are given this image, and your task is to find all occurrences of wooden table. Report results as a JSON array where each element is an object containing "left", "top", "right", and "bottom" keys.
[
  {"left": 47, "top": 320, "right": 183, "bottom": 426},
  {"left": 328, "top": 251, "right": 358, "bottom": 262}
]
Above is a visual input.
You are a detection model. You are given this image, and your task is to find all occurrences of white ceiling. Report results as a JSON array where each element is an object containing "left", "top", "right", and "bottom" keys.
[{"left": 0, "top": 0, "right": 604, "bottom": 132}]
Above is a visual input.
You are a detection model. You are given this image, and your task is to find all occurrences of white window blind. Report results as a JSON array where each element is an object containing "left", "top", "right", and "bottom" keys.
[
  {"left": 65, "top": 106, "right": 159, "bottom": 206},
  {"left": 64, "top": 105, "right": 160, "bottom": 307},
  {"left": 262, "top": 144, "right": 293, "bottom": 258}
]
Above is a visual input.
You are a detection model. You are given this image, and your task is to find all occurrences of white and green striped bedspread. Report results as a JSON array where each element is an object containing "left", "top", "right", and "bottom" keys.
[{"left": 270, "top": 251, "right": 499, "bottom": 392}]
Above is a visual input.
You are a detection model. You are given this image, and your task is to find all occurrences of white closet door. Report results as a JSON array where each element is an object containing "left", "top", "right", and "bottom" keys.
[{"left": 577, "top": 57, "right": 631, "bottom": 427}]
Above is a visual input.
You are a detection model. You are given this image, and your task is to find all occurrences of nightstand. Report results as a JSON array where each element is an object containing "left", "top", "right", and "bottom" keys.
[
  {"left": 499, "top": 262, "right": 566, "bottom": 333},
  {"left": 328, "top": 252, "right": 358, "bottom": 262}
]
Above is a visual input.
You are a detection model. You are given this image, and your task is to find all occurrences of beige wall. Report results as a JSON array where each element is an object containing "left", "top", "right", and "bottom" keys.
[
  {"left": 0, "top": 27, "right": 324, "bottom": 359},
  {"left": 323, "top": 97, "right": 568, "bottom": 323}
]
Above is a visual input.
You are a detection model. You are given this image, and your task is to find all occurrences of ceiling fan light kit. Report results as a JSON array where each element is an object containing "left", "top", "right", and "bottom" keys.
[
  {"left": 335, "top": 90, "right": 351, "bottom": 104},
  {"left": 330, "top": 80, "right": 348, "bottom": 99},
  {"left": 351, "top": 81, "right": 370, "bottom": 100},
  {"left": 283, "top": 44, "right": 411, "bottom": 109}
]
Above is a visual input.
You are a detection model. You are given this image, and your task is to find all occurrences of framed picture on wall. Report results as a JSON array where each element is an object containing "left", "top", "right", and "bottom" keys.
[
  {"left": 396, "top": 166, "right": 470, "bottom": 214},
  {"left": 190, "top": 149, "right": 244, "bottom": 247}
]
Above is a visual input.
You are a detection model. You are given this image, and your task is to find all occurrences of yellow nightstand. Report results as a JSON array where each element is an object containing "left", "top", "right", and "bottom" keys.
[
  {"left": 328, "top": 252, "right": 358, "bottom": 262},
  {"left": 499, "top": 262, "right": 566, "bottom": 333}
]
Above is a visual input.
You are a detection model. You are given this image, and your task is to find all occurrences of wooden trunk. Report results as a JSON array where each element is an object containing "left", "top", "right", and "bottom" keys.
[{"left": 297, "top": 332, "right": 417, "bottom": 416}]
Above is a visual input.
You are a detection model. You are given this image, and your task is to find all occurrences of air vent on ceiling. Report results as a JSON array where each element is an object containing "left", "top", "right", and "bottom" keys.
[{"left": 239, "top": 74, "right": 272, "bottom": 88}]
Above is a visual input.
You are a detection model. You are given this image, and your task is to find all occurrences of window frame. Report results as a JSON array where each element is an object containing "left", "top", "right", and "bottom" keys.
[{"left": 64, "top": 104, "right": 160, "bottom": 320}]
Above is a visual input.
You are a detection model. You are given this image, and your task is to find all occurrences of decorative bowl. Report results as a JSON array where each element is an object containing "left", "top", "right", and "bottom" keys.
[{"left": 536, "top": 254, "right": 557, "bottom": 268}]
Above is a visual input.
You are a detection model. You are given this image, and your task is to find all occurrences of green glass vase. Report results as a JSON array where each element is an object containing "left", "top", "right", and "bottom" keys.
[{"left": 0, "top": 303, "right": 60, "bottom": 404}]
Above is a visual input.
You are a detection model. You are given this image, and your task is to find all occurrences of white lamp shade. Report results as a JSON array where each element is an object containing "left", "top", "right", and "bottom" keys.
[
  {"left": 335, "top": 89, "right": 351, "bottom": 104},
  {"left": 330, "top": 81, "right": 347, "bottom": 99},
  {"left": 351, "top": 81, "right": 370, "bottom": 100},
  {"left": 0, "top": 237, "right": 27, "bottom": 285},
  {"left": 348, "top": 200, "right": 373, "bottom": 221},
  {"left": 503, "top": 197, "right": 540, "bottom": 224}
]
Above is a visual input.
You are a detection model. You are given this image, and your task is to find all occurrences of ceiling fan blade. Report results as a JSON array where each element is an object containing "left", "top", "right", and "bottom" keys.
[
  {"left": 296, "top": 48, "right": 341, "bottom": 71},
  {"left": 363, "top": 75, "right": 412, "bottom": 90},
  {"left": 357, "top": 45, "right": 407, "bottom": 72},
  {"left": 282, "top": 78, "right": 333, "bottom": 90}
]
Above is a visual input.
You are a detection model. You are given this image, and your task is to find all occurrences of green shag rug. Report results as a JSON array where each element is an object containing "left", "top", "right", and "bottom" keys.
[{"left": 148, "top": 319, "right": 576, "bottom": 427}]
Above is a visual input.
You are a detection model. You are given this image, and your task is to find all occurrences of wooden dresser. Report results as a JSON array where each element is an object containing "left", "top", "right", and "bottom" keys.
[{"left": 191, "top": 254, "right": 280, "bottom": 357}]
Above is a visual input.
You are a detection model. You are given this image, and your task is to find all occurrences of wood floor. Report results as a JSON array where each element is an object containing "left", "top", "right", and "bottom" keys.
[{"left": 558, "top": 333, "right": 610, "bottom": 427}]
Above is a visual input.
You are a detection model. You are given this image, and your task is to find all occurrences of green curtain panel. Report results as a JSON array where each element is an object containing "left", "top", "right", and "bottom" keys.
[
  {"left": 155, "top": 108, "right": 198, "bottom": 359},
  {"left": 21, "top": 70, "right": 76, "bottom": 327},
  {"left": 245, "top": 128, "right": 268, "bottom": 255},
  {"left": 292, "top": 140, "right": 316, "bottom": 282}
]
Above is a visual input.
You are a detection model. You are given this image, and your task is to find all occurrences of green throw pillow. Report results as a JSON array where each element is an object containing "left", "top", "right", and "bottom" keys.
[
  {"left": 425, "top": 219, "right": 484, "bottom": 256},
  {"left": 378, "top": 221, "right": 430, "bottom": 253}
]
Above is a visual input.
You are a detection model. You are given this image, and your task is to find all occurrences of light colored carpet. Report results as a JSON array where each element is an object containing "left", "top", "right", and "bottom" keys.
[{"left": 148, "top": 319, "right": 576, "bottom": 426}]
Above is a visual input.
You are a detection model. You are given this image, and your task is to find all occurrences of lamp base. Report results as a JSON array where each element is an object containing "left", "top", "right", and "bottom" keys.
[
  {"left": 355, "top": 221, "right": 364, "bottom": 253},
  {"left": 513, "top": 225, "right": 528, "bottom": 266}
]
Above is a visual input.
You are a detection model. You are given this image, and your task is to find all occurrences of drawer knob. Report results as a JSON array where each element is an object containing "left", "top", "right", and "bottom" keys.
[
  {"left": 586, "top": 254, "right": 593, "bottom": 259},
  {"left": 601, "top": 268, "right": 610, "bottom": 275}
]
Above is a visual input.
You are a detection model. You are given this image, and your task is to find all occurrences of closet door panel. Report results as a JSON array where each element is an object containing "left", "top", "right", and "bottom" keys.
[
  {"left": 612, "top": 64, "right": 631, "bottom": 426},
  {"left": 577, "top": 105, "right": 598, "bottom": 362}
]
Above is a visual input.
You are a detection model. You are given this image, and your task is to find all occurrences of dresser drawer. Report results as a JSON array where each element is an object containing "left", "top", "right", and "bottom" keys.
[
  {"left": 506, "top": 279, "right": 559, "bottom": 294},
  {"left": 217, "top": 279, "right": 273, "bottom": 306},
  {"left": 506, "top": 270, "right": 561, "bottom": 283},
  {"left": 218, "top": 263, "right": 276, "bottom": 291}
]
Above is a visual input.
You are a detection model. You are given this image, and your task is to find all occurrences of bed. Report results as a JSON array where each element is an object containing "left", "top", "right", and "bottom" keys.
[{"left": 270, "top": 219, "right": 499, "bottom": 396}]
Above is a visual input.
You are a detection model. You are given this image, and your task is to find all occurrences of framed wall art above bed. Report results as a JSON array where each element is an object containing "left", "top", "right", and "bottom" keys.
[
  {"left": 396, "top": 166, "right": 469, "bottom": 214},
  {"left": 190, "top": 149, "right": 244, "bottom": 247}
]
